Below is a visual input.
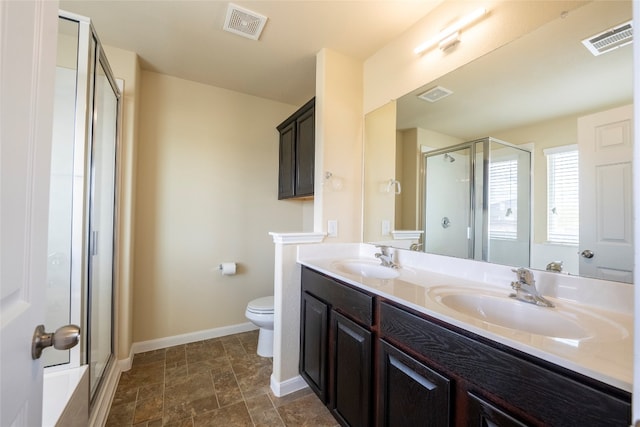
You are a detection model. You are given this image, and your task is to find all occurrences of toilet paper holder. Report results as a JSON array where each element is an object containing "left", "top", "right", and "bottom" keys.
[{"left": 218, "top": 262, "right": 237, "bottom": 276}]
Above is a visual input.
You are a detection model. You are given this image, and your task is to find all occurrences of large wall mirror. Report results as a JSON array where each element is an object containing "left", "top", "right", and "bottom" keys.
[{"left": 363, "top": 1, "right": 633, "bottom": 283}]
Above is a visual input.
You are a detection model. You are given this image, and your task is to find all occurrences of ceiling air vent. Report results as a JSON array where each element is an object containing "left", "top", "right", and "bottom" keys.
[
  {"left": 582, "top": 20, "right": 632, "bottom": 56},
  {"left": 418, "top": 86, "right": 453, "bottom": 103},
  {"left": 223, "top": 3, "right": 268, "bottom": 41}
]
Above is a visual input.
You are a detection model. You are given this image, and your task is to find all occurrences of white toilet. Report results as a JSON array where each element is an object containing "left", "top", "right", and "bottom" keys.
[{"left": 245, "top": 296, "right": 274, "bottom": 357}]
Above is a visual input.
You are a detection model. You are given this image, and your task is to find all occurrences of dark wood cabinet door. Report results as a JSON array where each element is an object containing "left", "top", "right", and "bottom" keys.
[
  {"left": 467, "top": 392, "right": 528, "bottom": 427},
  {"left": 378, "top": 340, "right": 450, "bottom": 427},
  {"left": 277, "top": 98, "right": 314, "bottom": 199},
  {"left": 295, "top": 106, "right": 315, "bottom": 197},
  {"left": 277, "top": 121, "right": 295, "bottom": 199},
  {"left": 300, "top": 291, "right": 329, "bottom": 402},
  {"left": 331, "top": 312, "right": 372, "bottom": 427}
]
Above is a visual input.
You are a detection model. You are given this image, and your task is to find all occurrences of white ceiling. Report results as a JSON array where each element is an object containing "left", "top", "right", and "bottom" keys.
[{"left": 59, "top": 0, "right": 442, "bottom": 106}]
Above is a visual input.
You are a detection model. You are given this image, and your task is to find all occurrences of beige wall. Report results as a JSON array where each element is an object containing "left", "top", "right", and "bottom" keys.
[
  {"left": 315, "top": 49, "right": 364, "bottom": 242},
  {"left": 363, "top": 101, "right": 396, "bottom": 242},
  {"left": 133, "top": 71, "right": 302, "bottom": 342},
  {"left": 104, "top": 45, "right": 140, "bottom": 359}
]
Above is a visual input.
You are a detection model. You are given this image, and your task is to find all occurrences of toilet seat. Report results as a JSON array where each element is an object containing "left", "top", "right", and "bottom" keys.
[{"left": 247, "top": 296, "right": 274, "bottom": 314}]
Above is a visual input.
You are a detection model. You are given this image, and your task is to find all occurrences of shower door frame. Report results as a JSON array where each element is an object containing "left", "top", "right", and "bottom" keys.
[
  {"left": 419, "top": 137, "right": 531, "bottom": 263},
  {"left": 44, "top": 13, "right": 93, "bottom": 373},
  {"left": 47, "top": 10, "right": 122, "bottom": 403},
  {"left": 86, "top": 40, "right": 121, "bottom": 403}
]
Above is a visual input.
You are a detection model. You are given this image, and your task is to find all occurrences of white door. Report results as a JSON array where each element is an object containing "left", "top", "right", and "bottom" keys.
[
  {"left": 578, "top": 104, "right": 633, "bottom": 283},
  {"left": 0, "top": 1, "right": 58, "bottom": 425}
]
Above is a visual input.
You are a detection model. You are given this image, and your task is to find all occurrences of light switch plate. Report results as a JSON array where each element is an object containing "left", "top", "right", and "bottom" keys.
[
  {"left": 328, "top": 220, "right": 338, "bottom": 237},
  {"left": 382, "top": 219, "right": 391, "bottom": 236}
]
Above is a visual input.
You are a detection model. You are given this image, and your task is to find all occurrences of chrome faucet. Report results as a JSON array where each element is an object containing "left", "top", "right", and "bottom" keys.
[
  {"left": 375, "top": 245, "right": 398, "bottom": 268},
  {"left": 409, "top": 242, "right": 423, "bottom": 251},
  {"left": 509, "top": 268, "right": 554, "bottom": 308},
  {"left": 545, "top": 260, "right": 563, "bottom": 273}
]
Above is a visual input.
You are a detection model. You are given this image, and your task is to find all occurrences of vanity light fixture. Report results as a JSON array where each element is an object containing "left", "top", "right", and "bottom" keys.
[{"left": 414, "top": 7, "right": 488, "bottom": 55}]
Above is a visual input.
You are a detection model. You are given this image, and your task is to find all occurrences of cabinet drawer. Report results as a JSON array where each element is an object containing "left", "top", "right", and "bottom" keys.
[
  {"left": 301, "top": 267, "right": 373, "bottom": 326},
  {"left": 379, "top": 301, "right": 630, "bottom": 426}
]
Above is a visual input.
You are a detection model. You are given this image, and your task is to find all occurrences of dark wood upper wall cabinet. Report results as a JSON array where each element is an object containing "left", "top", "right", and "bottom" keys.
[{"left": 277, "top": 98, "right": 315, "bottom": 199}]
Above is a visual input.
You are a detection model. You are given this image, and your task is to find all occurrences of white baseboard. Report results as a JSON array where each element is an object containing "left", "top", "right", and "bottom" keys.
[
  {"left": 131, "top": 322, "right": 258, "bottom": 355},
  {"left": 117, "top": 346, "right": 134, "bottom": 372},
  {"left": 270, "top": 374, "right": 308, "bottom": 397}
]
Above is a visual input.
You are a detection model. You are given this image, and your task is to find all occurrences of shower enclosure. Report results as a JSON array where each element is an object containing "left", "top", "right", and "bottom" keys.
[
  {"left": 45, "top": 10, "right": 120, "bottom": 403},
  {"left": 421, "top": 137, "right": 531, "bottom": 267}
]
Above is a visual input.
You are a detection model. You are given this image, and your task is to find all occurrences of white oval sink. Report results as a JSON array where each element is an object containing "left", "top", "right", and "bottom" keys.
[
  {"left": 428, "top": 287, "right": 627, "bottom": 340},
  {"left": 441, "top": 292, "right": 587, "bottom": 338},
  {"left": 332, "top": 259, "right": 400, "bottom": 279}
]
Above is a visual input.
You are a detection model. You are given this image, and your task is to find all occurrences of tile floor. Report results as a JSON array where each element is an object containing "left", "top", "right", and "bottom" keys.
[{"left": 106, "top": 330, "right": 339, "bottom": 426}]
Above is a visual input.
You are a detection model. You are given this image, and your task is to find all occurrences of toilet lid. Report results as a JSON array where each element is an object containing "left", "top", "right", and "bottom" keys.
[{"left": 247, "top": 296, "right": 274, "bottom": 314}]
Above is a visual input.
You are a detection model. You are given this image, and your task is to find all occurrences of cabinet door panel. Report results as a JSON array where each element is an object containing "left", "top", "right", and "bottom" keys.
[
  {"left": 300, "top": 292, "right": 329, "bottom": 401},
  {"left": 378, "top": 340, "right": 450, "bottom": 427},
  {"left": 278, "top": 122, "right": 295, "bottom": 199},
  {"left": 295, "top": 107, "right": 315, "bottom": 197},
  {"left": 332, "top": 312, "right": 372, "bottom": 427}
]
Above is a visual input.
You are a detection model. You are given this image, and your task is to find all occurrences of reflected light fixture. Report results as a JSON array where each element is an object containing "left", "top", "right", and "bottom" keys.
[{"left": 414, "top": 7, "right": 488, "bottom": 55}]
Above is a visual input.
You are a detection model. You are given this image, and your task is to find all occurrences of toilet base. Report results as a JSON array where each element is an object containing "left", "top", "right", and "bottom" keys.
[{"left": 257, "top": 328, "right": 274, "bottom": 357}]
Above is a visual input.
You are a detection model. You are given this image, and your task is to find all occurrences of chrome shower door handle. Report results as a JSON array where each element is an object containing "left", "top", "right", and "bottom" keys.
[
  {"left": 32, "top": 324, "right": 81, "bottom": 359},
  {"left": 581, "top": 249, "right": 595, "bottom": 259}
]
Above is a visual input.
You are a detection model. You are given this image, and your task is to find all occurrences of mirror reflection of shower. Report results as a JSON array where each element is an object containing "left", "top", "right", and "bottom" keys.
[{"left": 422, "top": 137, "right": 531, "bottom": 267}]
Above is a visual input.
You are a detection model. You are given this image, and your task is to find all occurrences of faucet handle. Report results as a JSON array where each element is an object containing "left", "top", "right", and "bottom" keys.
[
  {"left": 511, "top": 267, "right": 535, "bottom": 285},
  {"left": 375, "top": 245, "right": 390, "bottom": 256},
  {"left": 410, "top": 242, "right": 423, "bottom": 251}
]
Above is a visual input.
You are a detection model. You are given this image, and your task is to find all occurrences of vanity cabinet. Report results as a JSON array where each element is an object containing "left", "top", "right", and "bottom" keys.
[
  {"left": 299, "top": 267, "right": 631, "bottom": 426},
  {"left": 277, "top": 98, "right": 315, "bottom": 199},
  {"left": 378, "top": 300, "right": 631, "bottom": 427},
  {"left": 300, "top": 267, "right": 373, "bottom": 427}
]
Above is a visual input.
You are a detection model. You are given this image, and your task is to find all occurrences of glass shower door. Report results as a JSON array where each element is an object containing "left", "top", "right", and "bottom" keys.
[
  {"left": 480, "top": 141, "right": 531, "bottom": 267},
  {"left": 423, "top": 147, "right": 473, "bottom": 258},
  {"left": 44, "top": 17, "right": 80, "bottom": 368},
  {"left": 87, "top": 53, "right": 118, "bottom": 398}
]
